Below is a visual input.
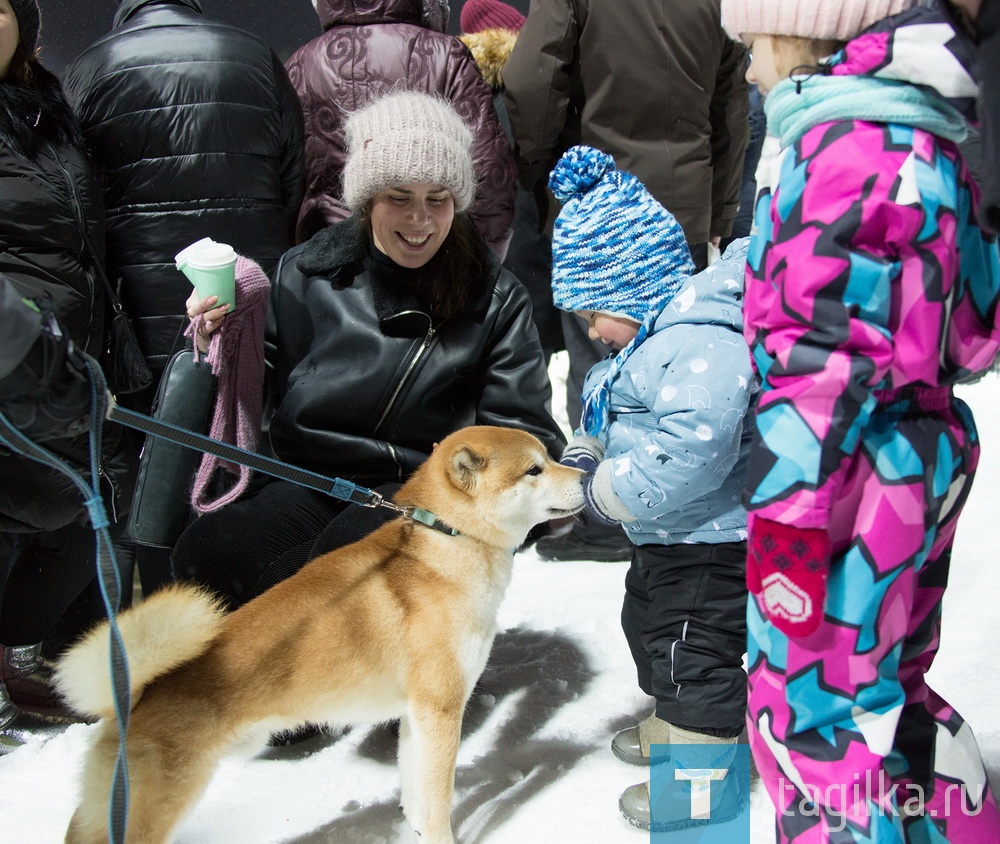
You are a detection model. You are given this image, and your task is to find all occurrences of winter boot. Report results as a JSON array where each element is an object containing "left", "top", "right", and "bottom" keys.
[
  {"left": 1, "top": 643, "right": 87, "bottom": 722},
  {"left": 0, "top": 682, "right": 68, "bottom": 755},
  {"left": 611, "top": 711, "right": 672, "bottom": 765},
  {"left": 619, "top": 727, "right": 745, "bottom": 832}
]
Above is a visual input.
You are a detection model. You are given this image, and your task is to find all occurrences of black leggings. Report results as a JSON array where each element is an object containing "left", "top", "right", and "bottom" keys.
[
  {"left": 0, "top": 518, "right": 129, "bottom": 645},
  {"left": 171, "top": 479, "right": 400, "bottom": 608},
  {"left": 621, "top": 541, "right": 748, "bottom": 736}
]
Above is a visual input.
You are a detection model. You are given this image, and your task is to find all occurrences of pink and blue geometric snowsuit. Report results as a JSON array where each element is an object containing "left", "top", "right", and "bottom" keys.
[{"left": 743, "top": 10, "right": 1000, "bottom": 842}]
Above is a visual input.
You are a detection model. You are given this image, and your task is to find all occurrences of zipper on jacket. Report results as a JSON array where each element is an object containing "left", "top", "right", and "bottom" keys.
[
  {"left": 372, "top": 313, "right": 436, "bottom": 434},
  {"left": 98, "top": 462, "right": 120, "bottom": 524},
  {"left": 48, "top": 143, "right": 101, "bottom": 353},
  {"left": 385, "top": 442, "right": 404, "bottom": 483}
]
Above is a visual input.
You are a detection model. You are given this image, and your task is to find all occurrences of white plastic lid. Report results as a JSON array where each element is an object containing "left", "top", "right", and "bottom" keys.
[{"left": 175, "top": 238, "right": 236, "bottom": 269}]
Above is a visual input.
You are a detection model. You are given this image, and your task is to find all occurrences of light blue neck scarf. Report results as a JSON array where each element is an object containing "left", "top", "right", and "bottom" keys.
[
  {"left": 765, "top": 74, "right": 968, "bottom": 148},
  {"left": 580, "top": 308, "right": 657, "bottom": 437}
]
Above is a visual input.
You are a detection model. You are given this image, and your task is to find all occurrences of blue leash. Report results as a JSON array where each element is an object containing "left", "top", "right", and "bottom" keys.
[
  {"left": 106, "top": 403, "right": 460, "bottom": 535},
  {"left": 0, "top": 358, "right": 131, "bottom": 844}
]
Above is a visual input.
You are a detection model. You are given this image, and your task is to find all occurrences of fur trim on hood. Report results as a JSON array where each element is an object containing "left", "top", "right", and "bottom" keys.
[
  {"left": 0, "top": 63, "right": 84, "bottom": 160},
  {"left": 459, "top": 28, "right": 518, "bottom": 90}
]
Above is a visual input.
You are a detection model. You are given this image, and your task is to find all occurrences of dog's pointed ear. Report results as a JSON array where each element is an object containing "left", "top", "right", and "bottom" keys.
[{"left": 449, "top": 445, "right": 487, "bottom": 493}]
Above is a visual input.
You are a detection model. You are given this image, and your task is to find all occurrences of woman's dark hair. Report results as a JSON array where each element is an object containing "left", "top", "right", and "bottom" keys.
[
  {"left": 4, "top": 44, "right": 36, "bottom": 87},
  {"left": 358, "top": 208, "right": 490, "bottom": 321}
]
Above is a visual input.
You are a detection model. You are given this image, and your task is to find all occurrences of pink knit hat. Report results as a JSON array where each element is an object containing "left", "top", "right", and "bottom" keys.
[
  {"left": 721, "top": 0, "right": 918, "bottom": 43},
  {"left": 460, "top": 0, "right": 525, "bottom": 34}
]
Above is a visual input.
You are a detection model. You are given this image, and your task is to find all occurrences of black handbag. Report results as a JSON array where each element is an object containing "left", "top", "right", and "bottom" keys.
[
  {"left": 102, "top": 276, "right": 154, "bottom": 396},
  {"left": 127, "top": 348, "right": 217, "bottom": 547}
]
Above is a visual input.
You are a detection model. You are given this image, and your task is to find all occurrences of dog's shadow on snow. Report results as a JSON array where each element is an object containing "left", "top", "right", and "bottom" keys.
[{"left": 281, "top": 626, "right": 596, "bottom": 844}]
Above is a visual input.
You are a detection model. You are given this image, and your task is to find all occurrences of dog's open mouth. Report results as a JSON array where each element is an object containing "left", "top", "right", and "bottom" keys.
[{"left": 546, "top": 506, "right": 581, "bottom": 517}]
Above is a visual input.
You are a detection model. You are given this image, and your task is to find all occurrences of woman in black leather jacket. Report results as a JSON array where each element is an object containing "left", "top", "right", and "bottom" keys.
[
  {"left": 173, "top": 90, "right": 564, "bottom": 608},
  {"left": 0, "top": 0, "right": 137, "bottom": 750}
]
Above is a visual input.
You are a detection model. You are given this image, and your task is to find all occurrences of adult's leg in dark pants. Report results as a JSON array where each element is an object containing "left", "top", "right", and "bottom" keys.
[
  {"left": 41, "top": 524, "right": 135, "bottom": 660},
  {"left": 0, "top": 521, "right": 120, "bottom": 646},
  {"left": 621, "top": 542, "right": 747, "bottom": 736}
]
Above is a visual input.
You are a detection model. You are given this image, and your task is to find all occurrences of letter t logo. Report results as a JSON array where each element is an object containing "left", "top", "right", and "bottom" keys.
[{"left": 675, "top": 767, "right": 729, "bottom": 819}]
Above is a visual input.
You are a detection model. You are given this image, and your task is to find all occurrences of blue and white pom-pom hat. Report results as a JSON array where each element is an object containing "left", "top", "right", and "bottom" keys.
[
  {"left": 549, "top": 146, "right": 695, "bottom": 436},
  {"left": 548, "top": 145, "right": 694, "bottom": 323}
]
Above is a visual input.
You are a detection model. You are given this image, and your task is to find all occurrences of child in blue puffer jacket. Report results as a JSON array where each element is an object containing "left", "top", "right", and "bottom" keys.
[{"left": 548, "top": 145, "right": 756, "bottom": 831}]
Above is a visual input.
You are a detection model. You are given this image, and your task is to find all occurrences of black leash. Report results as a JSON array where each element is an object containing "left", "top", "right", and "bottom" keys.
[{"left": 106, "top": 404, "right": 459, "bottom": 535}]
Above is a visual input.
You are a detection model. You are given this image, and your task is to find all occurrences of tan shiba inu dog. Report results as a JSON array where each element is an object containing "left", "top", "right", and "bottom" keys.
[{"left": 55, "top": 426, "right": 584, "bottom": 844}]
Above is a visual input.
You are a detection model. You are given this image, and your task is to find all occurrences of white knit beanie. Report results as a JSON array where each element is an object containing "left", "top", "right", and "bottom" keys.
[
  {"left": 341, "top": 91, "right": 476, "bottom": 213},
  {"left": 721, "top": 0, "right": 918, "bottom": 43}
]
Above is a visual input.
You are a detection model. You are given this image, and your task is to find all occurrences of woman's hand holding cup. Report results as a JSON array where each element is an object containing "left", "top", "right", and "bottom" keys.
[{"left": 186, "top": 290, "right": 231, "bottom": 352}]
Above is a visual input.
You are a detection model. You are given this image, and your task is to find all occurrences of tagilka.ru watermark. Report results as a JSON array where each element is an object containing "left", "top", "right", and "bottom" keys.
[
  {"left": 649, "top": 744, "right": 751, "bottom": 843},
  {"left": 777, "top": 770, "right": 985, "bottom": 832}
]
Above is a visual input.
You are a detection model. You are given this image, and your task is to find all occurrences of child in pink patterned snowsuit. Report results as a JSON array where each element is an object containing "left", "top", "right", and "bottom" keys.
[{"left": 721, "top": 1, "right": 1000, "bottom": 841}]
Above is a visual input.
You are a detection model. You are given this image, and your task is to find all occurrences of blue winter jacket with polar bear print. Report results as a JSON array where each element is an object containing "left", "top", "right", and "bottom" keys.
[{"left": 582, "top": 239, "right": 756, "bottom": 546}]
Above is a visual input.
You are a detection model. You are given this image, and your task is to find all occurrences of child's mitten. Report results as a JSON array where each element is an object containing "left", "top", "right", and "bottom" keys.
[
  {"left": 582, "top": 460, "right": 636, "bottom": 525},
  {"left": 748, "top": 518, "right": 830, "bottom": 637},
  {"left": 560, "top": 434, "right": 605, "bottom": 473}
]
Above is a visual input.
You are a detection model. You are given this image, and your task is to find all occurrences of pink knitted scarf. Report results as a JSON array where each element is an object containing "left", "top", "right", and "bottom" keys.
[{"left": 184, "top": 255, "right": 270, "bottom": 513}]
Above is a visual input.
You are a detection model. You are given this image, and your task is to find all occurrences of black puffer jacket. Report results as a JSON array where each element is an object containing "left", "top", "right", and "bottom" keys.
[
  {"left": 0, "top": 69, "right": 105, "bottom": 357},
  {"left": 285, "top": 0, "right": 516, "bottom": 255},
  {"left": 0, "top": 65, "right": 136, "bottom": 533},
  {"left": 0, "top": 278, "right": 42, "bottom": 382},
  {"left": 266, "top": 216, "right": 564, "bottom": 483},
  {"left": 64, "top": 0, "right": 305, "bottom": 375}
]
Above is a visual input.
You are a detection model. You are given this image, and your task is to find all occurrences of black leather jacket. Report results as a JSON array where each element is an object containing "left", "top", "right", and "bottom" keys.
[{"left": 266, "top": 217, "right": 565, "bottom": 483}]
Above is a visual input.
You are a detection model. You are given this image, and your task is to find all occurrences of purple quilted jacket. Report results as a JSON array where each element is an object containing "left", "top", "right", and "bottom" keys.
[{"left": 285, "top": 0, "right": 516, "bottom": 256}]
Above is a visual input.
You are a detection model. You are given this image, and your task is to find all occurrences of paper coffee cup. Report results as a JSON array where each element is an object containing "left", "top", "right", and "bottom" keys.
[{"left": 176, "top": 238, "right": 237, "bottom": 313}]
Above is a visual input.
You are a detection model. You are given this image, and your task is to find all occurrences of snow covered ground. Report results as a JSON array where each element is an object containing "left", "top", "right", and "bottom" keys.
[{"left": 2, "top": 365, "right": 999, "bottom": 844}]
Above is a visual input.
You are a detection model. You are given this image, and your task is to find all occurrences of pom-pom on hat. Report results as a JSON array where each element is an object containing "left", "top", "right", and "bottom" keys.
[
  {"left": 342, "top": 91, "right": 476, "bottom": 213},
  {"left": 11, "top": 0, "right": 40, "bottom": 56},
  {"left": 460, "top": 0, "right": 526, "bottom": 34},
  {"left": 549, "top": 146, "right": 694, "bottom": 324},
  {"left": 721, "top": 0, "right": 918, "bottom": 43}
]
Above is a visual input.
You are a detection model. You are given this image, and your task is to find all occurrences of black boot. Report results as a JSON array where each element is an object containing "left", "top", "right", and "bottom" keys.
[{"left": 1, "top": 643, "right": 90, "bottom": 722}]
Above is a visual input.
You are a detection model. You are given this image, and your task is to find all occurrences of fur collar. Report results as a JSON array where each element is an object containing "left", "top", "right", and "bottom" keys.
[
  {"left": 296, "top": 215, "right": 370, "bottom": 277},
  {"left": 295, "top": 216, "right": 500, "bottom": 319},
  {"left": 0, "top": 63, "right": 84, "bottom": 160},
  {"left": 459, "top": 28, "right": 518, "bottom": 91}
]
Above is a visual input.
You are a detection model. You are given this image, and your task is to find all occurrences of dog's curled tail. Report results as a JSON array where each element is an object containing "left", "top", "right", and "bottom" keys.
[{"left": 53, "top": 583, "right": 226, "bottom": 720}]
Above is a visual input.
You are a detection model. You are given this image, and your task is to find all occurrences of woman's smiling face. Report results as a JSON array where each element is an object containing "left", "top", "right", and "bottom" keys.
[{"left": 369, "top": 183, "right": 455, "bottom": 268}]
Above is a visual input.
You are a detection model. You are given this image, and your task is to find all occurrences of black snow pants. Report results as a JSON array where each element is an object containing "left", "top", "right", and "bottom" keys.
[{"left": 621, "top": 541, "right": 748, "bottom": 737}]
